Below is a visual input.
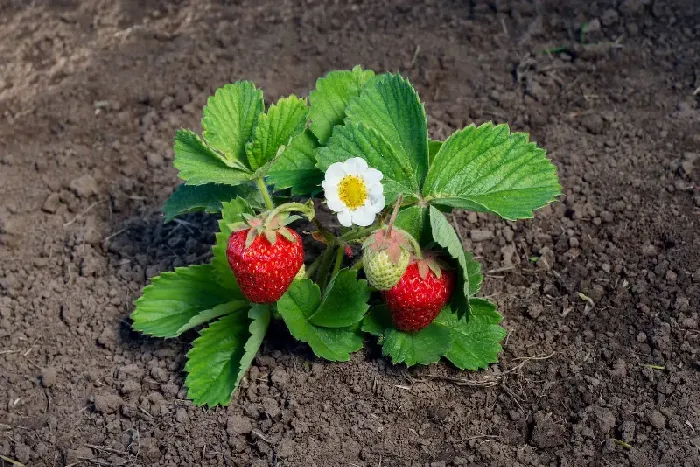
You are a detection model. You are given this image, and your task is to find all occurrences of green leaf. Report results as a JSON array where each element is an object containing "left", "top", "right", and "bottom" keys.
[
  {"left": 202, "top": 81, "right": 264, "bottom": 166},
  {"left": 394, "top": 205, "right": 429, "bottom": 245},
  {"left": 211, "top": 198, "right": 253, "bottom": 290},
  {"left": 246, "top": 95, "right": 308, "bottom": 172},
  {"left": 361, "top": 305, "right": 393, "bottom": 337},
  {"left": 132, "top": 265, "right": 241, "bottom": 338},
  {"left": 308, "top": 269, "right": 370, "bottom": 328},
  {"left": 309, "top": 66, "right": 375, "bottom": 145},
  {"left": 162, "top": 183, "right": 257, "bottom": 222},
  {"left": 468, "top": 298, "right": 503, "bottom": 325},
  {"left": 466, "top": 251, "right": 483, "bottom": 296},
  {"left": 317, "top": 122, "right": 420, "bottom": 204},
  {"left": 267, "top": 129, "right": 323, "bottom": 195},
  {"left": 382, "top": 324, "right": 452, "bottom": 367},
  {"left": 429, "top": 206, "right": 470, "bottom": 317},
  {"left": 234, "top": 304, "right": 271, "bottom": 389},
  {"left": 174, "top": 300, "right": 249, "bottom": 336},
  {"left": 428, "top": 139, "right": 442, "bottom": 164},
  {"left": 174, "top": 130, "right": 252, "bottom": 186},
  {"left": 345, "top": 73, "right": 429, "bottom": 186},
  {"left": 423, "top": 123, "right": 561, "bottom": 220},
  {"left": 434, "top": 305, "right": 506, "bottom": 370},
  {"left": 184, "top": 306, "right": 269, "bottom": 407},
  {"left": 277, "top": 279, "right": 364, "bottom": 362}
]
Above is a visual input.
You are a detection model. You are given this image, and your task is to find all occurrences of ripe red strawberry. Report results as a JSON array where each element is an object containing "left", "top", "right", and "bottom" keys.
[
  {"left": 383, "top": 259, "right": 455, "bottom": 332},
  {"left": 226, "top": 223, "right": 304, "bottom": 304}
]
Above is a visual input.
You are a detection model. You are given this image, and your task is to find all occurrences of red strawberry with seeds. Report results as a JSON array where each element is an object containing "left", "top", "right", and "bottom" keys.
[
  {"left": 226, "top": 215, "right": 304, "bottom": 304},
  {"left": 383, "top": 258, "right": 455, "bottom": 332}
]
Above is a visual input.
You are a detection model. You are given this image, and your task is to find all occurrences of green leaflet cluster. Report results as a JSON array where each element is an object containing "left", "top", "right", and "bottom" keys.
[{"left": 130, "top": 66, "right": 561, "bottom": 407}]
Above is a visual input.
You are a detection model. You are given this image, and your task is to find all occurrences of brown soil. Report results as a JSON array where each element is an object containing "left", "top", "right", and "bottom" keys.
[{"left": 1, "top": 0, "right": 700, "bottom": 466}]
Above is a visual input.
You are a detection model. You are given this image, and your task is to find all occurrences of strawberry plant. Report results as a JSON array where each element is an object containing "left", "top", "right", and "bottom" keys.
[{"left": 131, "top": 66, "right": 561, "bottom": 406}]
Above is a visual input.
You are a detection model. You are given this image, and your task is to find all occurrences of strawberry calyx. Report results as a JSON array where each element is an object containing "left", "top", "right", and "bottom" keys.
[
  {"left": 362, "top": 227, "right": 415, "bottom": 266},
  {"left": 414, "top": 253, "right": 450, "bottom": 280},
  {"left": 362, "top": 193, "right": 421, "bottom": 265},
  {"left": 229, "top": 212, "right": 300, "bottom": 249}
]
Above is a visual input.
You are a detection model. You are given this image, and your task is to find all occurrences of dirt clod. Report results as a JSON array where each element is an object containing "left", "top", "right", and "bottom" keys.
[
  {"left": 648, "top": 411, "right": 666, "bottom": 429},
  {"left": 227, "top": 415, "right": 254, "bottom": 435},
  {"left": 40, "top": 367, "right": 57, "bottom": 387},
  {"left": 93, "top": 393, "right": 123, "bottom": 414},
  {"left": 530, "top": 412, "right": 566, "bottom": 448},
  {"left": 69, "top": 174, "right": 99, "bottom": 198}
]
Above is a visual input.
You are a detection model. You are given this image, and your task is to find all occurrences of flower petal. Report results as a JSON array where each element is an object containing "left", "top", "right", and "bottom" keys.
[
  {"left": 321, "top": 178, "right": 338, "bottom": 192},
  {"left": 363, "top": 168, "right": 383, "bottom": 186},
  {"left": 343, "top": 157, "right": 368, "bottom": 175},
  {"left": 351, "top": 205, "right": 378, "bottom": 226},
  {"left": 369, "top": 193, "right": 386, "bottom": 212},
  {"left": 326, "top": 191, "right": 345, "bottom": 212},
  {"left": 324, "top": 162, "right": 347, "bottom": 184},
  {"left": 368, "top": 181, "right": 384, "bottom": 197},
  {"left": 337, "top": 209, "right": 353, "bottom": 227}
]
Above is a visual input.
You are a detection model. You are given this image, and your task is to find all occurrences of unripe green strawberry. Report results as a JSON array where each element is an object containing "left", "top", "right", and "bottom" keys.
[
  {"left": 364, "top": 248, "right": 410, "bottom": 290},
  {"left": 362, "top": 227, "right": 415, "bottom": 290}
]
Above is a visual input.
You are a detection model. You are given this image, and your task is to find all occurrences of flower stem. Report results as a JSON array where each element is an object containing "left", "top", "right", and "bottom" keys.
[
  {"left": 256, "top": 177, "right": 275, "bottom": 211},
  {"left": 265, "top": 201, "right": 315, "bottom": 225},
  {"left": 331, "top": 245, "right": 345, "bottom": 278},
  {"left": 315, "top": 244, "right": 338, "bottom": 292},
  {"left": 351, "top": 258, "right": 364, "bottom": 271},
  {"left": 305, "top": 253, "right": 324, "bottom": 279},
  {"left": 385, "top": 194, "right": 404, "bottom": 237},
  {"left": 313, "top": 218, "right": 336, "bottom": 243},
  {"left": 340, "top": 225, "right": 376, "bottom": 241}
]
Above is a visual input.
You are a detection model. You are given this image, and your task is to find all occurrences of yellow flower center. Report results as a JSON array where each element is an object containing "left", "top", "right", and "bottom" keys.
[{"left": 337, "top": 175, "right": 368, "bottom": 210}]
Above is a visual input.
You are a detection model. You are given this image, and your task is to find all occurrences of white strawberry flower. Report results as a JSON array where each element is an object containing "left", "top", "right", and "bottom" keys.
[{"left": 322, "top": 158, "right": 385, "bottom": 227}]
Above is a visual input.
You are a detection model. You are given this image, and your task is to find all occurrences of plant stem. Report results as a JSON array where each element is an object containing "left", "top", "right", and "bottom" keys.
[
  {"left": 313, "top": 218, "right": 336, "bottom": 243},
  {"left": 340, "top": 225, "right": 376, "bottom": 241},
  {"left": 268, "top": 202, "right": 314, "bottom": 222},
  {"left": 351, "top": 258, "right": 364, "bottom": 271},
  {"left": 315, "top": 245, "right": 338, "bottom": 292},
  {"left": 305, "top": 253, "right": 324, "bottom": 279},
  {"left": 331, "top": 245, "right": 345, "bottom": 278},
  {"left": 256, "top": 177, "right": 275, "bottom": 210},
  {"left": 385, "top": 194, "right": 404, "bottom": 237}
]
